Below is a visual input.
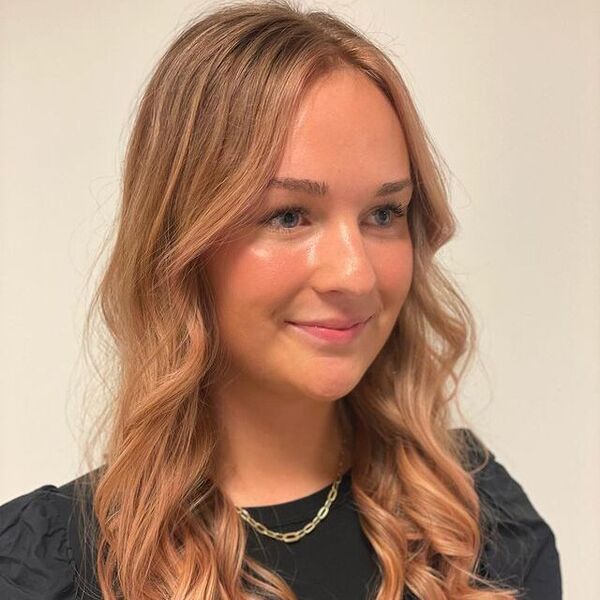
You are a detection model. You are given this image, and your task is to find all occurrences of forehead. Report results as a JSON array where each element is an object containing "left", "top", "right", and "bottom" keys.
[{"left": 276, "top": 68, "right": 411, "bottom": 188}]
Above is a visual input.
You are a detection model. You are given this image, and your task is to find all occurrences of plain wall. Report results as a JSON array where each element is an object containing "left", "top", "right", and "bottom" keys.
[{"left": 1, "top": 1, "right": 598, "bottom": 598}]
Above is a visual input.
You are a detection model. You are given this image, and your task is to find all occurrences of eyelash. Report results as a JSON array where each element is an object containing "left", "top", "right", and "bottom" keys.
[{"left": 260, "top": 202, "right": 408, "bottom": 235}]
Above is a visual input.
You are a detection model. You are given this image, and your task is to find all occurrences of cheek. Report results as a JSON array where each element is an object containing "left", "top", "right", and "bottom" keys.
[
  {"left": 374, "top": 240, "right": 414, "bottom": 305},
  {"left": 206, "top": 243, "right": 306, "bottom": 328}
]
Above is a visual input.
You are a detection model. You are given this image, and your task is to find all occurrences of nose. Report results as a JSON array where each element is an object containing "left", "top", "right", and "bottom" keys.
[{"left": 307, "top": 220, "right": 377, "bottom": 295}]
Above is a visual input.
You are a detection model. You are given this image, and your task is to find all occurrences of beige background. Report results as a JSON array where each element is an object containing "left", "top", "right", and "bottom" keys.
[{"left": 1, "top": 1, "right": 598, "bottom": 598}]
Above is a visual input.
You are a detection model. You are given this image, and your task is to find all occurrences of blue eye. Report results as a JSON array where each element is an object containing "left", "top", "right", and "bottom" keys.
[{"left": 260, "top": 202, "right": 407, "bottom": 235}]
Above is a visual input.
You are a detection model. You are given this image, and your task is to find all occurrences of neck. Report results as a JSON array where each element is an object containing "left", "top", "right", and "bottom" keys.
[{"left": 211, "top": 381, "right": 352, "bottom": 508}]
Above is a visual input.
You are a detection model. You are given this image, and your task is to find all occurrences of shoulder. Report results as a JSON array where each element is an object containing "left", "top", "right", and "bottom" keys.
[
  {"left": 0, "top": 471, "right": 100, "bottom": 600},
  {"left": 452, "top": 427, "right": 563, "bottom": 599}
]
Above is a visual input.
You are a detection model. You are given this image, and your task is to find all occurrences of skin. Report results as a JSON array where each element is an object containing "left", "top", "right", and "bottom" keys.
[{"left": 205, "top": 67, "right": 414, "bottom": 508}]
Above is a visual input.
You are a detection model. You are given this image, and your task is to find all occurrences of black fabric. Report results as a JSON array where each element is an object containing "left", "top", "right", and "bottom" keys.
[{"left": 0, "top": 429, "right": 562, "bottom": 599}]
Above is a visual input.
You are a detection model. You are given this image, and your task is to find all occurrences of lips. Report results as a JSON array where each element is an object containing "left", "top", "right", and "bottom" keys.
[
  {"left": 287, "top": 316, "right": 371, "bottom": 330},
  {"left": 287, "top": 319, "right": 369, "bottom": 344}
]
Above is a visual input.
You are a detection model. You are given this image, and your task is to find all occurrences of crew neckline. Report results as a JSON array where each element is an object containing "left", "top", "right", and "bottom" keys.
[{"left": 241, "top": 467, "right": 352, "bottom": 528}]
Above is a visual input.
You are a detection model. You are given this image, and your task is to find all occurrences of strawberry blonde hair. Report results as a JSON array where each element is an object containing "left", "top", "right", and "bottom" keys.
[{"left": 74, "top": 1, "right": 519, "bottom": 598}]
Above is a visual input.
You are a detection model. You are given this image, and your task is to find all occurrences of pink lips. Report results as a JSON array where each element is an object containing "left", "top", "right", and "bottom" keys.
[{"left": 287, "top": 317, "right": 371, "bottom": 344}]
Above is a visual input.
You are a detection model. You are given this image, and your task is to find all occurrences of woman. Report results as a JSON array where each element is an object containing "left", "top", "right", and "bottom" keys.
[{"left": 0, "top": 1, "right": 562, "bottom": 598}]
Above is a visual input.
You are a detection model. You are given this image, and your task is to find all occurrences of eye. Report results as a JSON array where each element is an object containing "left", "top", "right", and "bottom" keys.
[
  {"left": 260, "top": 202, "right": 407, "bottom": 235},
  {"left": 371, "top": 202, "right": 407, "bottom": 227},
  {"left": 263, "top": 205, "right": 309, "bottom": 232}
]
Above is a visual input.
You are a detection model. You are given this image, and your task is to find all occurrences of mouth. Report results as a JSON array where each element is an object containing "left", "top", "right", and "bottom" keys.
[
  {"left": 285, "top": 316, "right": 372, "bottom": 345},
  {"left": 287, "top": 315, "right": 372, "bottom": 330}
]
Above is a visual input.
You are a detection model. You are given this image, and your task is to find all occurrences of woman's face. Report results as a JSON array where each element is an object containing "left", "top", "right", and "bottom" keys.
[{"left": 205, "top": 68, "right": 413, "bottom": 404}]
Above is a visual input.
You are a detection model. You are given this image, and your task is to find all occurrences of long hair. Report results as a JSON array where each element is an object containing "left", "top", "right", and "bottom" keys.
[{"left": 73, "top": 1, "right": 519, "bottom": 598}]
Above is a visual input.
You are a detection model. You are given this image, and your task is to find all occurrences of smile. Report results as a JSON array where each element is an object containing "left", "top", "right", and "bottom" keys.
[{"left": 286, "top": 318, "right": 371, "bottom": 345}]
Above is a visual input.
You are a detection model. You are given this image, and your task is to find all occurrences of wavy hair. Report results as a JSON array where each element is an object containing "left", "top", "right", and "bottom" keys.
[{"left": 73, "top": 1, "right": 519, "bottom": 598}]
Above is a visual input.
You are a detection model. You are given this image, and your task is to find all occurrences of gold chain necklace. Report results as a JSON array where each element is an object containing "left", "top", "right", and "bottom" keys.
[{"left": 235, "top": 438, "right": 348, "bottom": 544}]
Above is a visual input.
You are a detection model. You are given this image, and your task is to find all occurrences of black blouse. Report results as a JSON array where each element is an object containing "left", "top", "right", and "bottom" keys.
[{"left": 0, "top": 429, "right": 562, "bottom": 599}]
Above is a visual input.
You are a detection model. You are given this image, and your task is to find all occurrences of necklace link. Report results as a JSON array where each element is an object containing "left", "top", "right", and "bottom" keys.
[{"left": 235, "top": 437, "right": 348, "bottom": 543}]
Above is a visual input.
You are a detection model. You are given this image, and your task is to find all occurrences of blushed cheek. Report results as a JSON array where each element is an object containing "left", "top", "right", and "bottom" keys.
[
  {"left": 246, "top": 245, "right": 308, "bottom": 288},
  {"left": 210, "top": 242, "right": 308, "bottom": 329},
  {"left": 378, "top": 242, "right": 413, "bottom": 308}
]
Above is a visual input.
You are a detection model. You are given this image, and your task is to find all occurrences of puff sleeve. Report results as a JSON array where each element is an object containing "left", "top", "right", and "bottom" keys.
[
  {"left": 0, "top": 485, "right": 77, "bottom": 600},
  {"left": 471, "top": 434, "right": 563, "bottom": 599}
]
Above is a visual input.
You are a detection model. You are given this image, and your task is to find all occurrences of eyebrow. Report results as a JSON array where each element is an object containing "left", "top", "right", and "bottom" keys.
[{"left": 266, "top": 177, "right": 413, "bottom": 197}]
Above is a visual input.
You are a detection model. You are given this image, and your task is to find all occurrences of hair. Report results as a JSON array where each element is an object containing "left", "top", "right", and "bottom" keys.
[{"left": 72, "top": 1, "right": 520, "bottom": 599}]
